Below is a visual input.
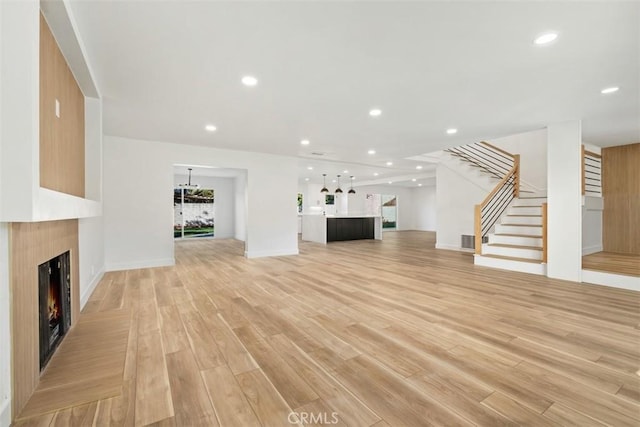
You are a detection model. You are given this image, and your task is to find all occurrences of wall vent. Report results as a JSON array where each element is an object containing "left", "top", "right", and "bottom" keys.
[{"left": 461, "top": 235, "right": 487, "bottom": 249}]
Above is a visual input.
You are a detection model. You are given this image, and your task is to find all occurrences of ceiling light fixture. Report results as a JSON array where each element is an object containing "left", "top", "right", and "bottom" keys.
[
  {"left": 335, "top": 175, "right": 343, "bottom": 194},
  {"left": 412, "top": 178, "right": 417, "bottom": 182},
  {"left": 205, "top": 124, "right": 217, "bottom": 132},
  {"left": 374, "top": 172, "right": 379, "bottom": 176},
  {"left": 418, "top": 183, "right": 423, "bottom": 187},
  {"left": 601, "top": 86, "right": 619, "bottom": 94},
  {"left": 320, "top": 174, "right": 329, "bottom": 193},
  {"left": 241, "top": 75, "right": 258, "bottom": 86},
  {"left": 305, "top": 178, "right": 310, "bottom": 181},
  {"left": 386, "top": 161, "right": 393, "bottom": 166},
  {"left": 307, "top": 166, "right": 313, "bottom": 170},
  {"left": 369, "top": 109, "right": 382, "bottom": 117},
  {"left": 368, "top": 149, "right": 376, "bottom": 155},
  {"left": 343, "top": 170, "right": 349, "bottom": 173},
  {"left": 179, "top": 168, "right": 199, "bottom": 189},
  {"left": 534, "top": 32, "right": 558, "bottom": 45},
  {"left": 348, "top": 176, "right": 356, "bottom": 194},
  {"left": 446, "top": 128, "right": 458, "bottom": 135},
  {"left": 416, "top": 165, "right": 423, "bottom": 170},
  {"left": 300, "top": 139, "right": 310, "bottom": 145},
  {"left": 388, "top": 181, "right": 393, "bottom": 184}
]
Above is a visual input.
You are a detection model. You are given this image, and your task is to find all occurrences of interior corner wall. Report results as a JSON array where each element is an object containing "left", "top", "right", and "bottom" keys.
[
  {"left": 103, "top": 136, "right": 298, "bottom": 270},
  {"left": 412, "top": 186, "right": 437, "bottom": 231},
  {"left": 489, "top": 128, "right": 547, "bottom": 191},
  {"left": 547, "top": 121, "right": 582, "bottom": 281},
  {"left": 234, "top": 173, "right": 247, "bottom": 241},
  {"left": 435, "top": 160, "right": 494, "bottom": 251},
  {"left": 173, "top": 174, "right": 236, "bottom": 239}
]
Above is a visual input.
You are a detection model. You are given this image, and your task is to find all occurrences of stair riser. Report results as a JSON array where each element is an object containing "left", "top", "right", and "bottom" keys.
[
  {"left": 512, "top": 198, "right": 547, "bottom": 207},
  {"left": 489, "top": 235, "right": 542, "bottom": 246},
  {"left": 503, "top": 216, "right": 542, "bottom": 225},
  {"left": 508, "top": 207, "right": 541, "bottom": 215},
  {"left": 495, "top": 224, "right": 542, "bottom": 236},
  {"left": 474, "top": 255, "right": 546, "bottom": 276},
  {"left": 482, "top": 244, "right": 543, "bottom": 260}
]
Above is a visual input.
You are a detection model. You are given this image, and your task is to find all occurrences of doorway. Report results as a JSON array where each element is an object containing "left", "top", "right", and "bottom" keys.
[
  {"left": 173, "top": 187, "right": 214, "bottom": 239},
  {"left": 381, "top": 194, "right": 397, "bottom": 230}
]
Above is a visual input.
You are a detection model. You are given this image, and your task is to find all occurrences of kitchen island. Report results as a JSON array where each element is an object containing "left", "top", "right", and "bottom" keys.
[{"left": 301, "top": 215, "right": 382, "bottom": 244}]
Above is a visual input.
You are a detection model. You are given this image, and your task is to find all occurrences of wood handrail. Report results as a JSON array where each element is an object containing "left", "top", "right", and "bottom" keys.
[
  {"left": 584, "top": 150, "right": 601, "bottom": 159},
  {"left": 478, "top": 163, "right": 517, "bottom": 208},
  {"left": 542, "top": 202, "right": 548, "bottom": 263},
  {"left": 474, "top": 205, "right": 482, "bottom": 255},
  {"left": 479, "top": 141, "right": 516, "bottom": 159}
]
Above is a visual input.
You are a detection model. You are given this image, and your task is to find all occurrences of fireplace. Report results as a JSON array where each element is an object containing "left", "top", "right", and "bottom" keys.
[{"left": 38, "top": 251, "right": 72, "bottom": 370}]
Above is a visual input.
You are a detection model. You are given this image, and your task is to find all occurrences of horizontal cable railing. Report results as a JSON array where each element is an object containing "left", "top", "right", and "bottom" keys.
[
  {"left": 581, "top": 146, "right": 602, "bottom": 196},
  {"left": 445, "top": 141, "right": 515, "bottom": 179}
]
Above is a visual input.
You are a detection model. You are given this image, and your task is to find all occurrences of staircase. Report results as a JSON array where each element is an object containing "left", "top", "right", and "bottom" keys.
[
  {"left": 445, "top": 141, "right": 548, "bottom": 275},
  {"left": 474, "top": 195, "right": 547, "bottom": 275}
]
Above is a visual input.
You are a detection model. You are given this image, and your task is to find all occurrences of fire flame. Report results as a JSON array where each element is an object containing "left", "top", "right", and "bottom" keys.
[{"left": 48, "top": 285, "right": 60, "bottom": 322}]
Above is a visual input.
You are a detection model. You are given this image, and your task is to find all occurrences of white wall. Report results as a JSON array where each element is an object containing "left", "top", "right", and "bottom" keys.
[
  {"left": 103, "top": 136, "right": 298, "bottom": 270},
  {"left": 436, "top": 156, "right": 496, "bottom": 251},
  {"left": 582, "top": 196, "right": 603, "bottom": 255},
  {"left": 412, "top": 186, "right": 437, "bottom": 231},
  {"left": 547, "top": 121, "right": 582, "bottom": 281},
  {"left": 234, "top": 173, "right": 247, "bottom": 241},
  {"left": 490, "top": 128, "right": 547, "bottom": 192},
  {"left": 173, "top": 174, "right": 236, "bottom": 239}
]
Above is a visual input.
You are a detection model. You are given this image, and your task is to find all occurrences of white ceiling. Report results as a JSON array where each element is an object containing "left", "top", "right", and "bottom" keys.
[{"left": 70, "top": 1, "right": 639, "bottom": 188}]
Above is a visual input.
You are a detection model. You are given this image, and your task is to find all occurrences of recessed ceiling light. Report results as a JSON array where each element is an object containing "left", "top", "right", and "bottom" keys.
[
  {"left": 343, "top": 170, "right": 349, "bottom": 173},
  {"left": 534, "top": 32, "right": 558, "bottom": 45},
  {"left": 369, "top": 109, "right": 382, "bottom": 117},
  {"left": 368, "top": 149, "right": 376, "bottom": 155},
  {"left": 373, "top": 172, "right": 379, "bottom": 176},
  {"left": 412, "top": 178, "right": 417, "bottom": 182},
  {"left": 601, "top": 86, "right": 619, "bottom": 94},
  {"left": 305, "top": 178, "right": 310, "bottom": 181},
  {"left": 300, "top": 139, "right": 310, "bottom": 145},
  {"left": 205, "top": 124, "right": 217, "bottom": 132},
  {"left": 241, "top": 75, "right": 258, "bottom": 86},
  {"left": 416, "top": 165, "right": 423, "bottom": 170},
  {"left": 388, "top": 181, "right": 393, "bottom": 184},
  {"left": 386, "top": 161, "right": 393, "bottom": 166},
  {"left": 332, "top": 180, "right": 336, "bottom": 183},
  {"left": 446, "top": 128, "right": 458, "bottom": 135},
  {"left": 418, "top": 183, "right": 423, "bottom": 187},
  {"left": 307, "top": 166, "right": 313, "bottom": 170}
]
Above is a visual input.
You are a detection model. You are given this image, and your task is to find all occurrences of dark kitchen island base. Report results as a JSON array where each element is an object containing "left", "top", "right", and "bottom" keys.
[{"left": 327, "top": 217, "right": 375, "bottom": 242}]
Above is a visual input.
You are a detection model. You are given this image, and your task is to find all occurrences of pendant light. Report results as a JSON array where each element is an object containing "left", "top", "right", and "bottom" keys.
[
  {"left": 320, "top": 174, "right": 329, "bottom": 193},
  {"left": 348, "top": 176, "right": 356, "bottom": 194},
  {"left": 179, "top": 168, "right": 199, "bottom": 189},
  {"left": 335, "top": 175, "right": 343, "bottom": 194}
]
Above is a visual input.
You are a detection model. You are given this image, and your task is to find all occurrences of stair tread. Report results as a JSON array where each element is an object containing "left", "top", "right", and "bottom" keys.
[
  {"left": 501, "top": 224, "right": 542, "bottom": 227},
  {"left": 478, "top": 254, "right": 543, "bottom": 264},
  {"left": 487, "top": 243, "right": 543, "bottom": 250},
  {"left": 506, "top": 214, "right": 542, "bottom": 217},
  {"left": 494, "top": 233, "right": 542, "bottom": 238}
]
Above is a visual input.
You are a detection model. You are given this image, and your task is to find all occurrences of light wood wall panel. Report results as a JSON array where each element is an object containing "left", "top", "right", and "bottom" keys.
[
  {"left": 39, "top": 13, "right": 85, "bottom": 197},
  {"left": 602, "top": 142, "right": 640, "bottom": 254},
  {"left": 10, "top": 220, "right": 80, "bottom": 418}
]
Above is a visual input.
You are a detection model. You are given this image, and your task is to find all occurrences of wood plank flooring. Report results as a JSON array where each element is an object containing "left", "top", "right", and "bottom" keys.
[
  {"left": 583, "top": 251, "right": 640, "bottom": 276},
  {"left": 15, "top": 231, "right": 640, "bottom": 426}
]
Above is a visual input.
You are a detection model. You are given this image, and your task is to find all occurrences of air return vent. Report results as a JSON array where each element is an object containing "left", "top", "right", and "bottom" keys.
[{"left": 461, "top": 235, "right": 487, "bottom": 249}]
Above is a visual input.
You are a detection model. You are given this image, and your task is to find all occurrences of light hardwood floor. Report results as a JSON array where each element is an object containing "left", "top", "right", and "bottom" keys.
[
  {"left": 583, "top": 251, "right": 640, "bottom": 277},
  {"left": 15, "top": 231, "right": 640, "bottom": 426}
]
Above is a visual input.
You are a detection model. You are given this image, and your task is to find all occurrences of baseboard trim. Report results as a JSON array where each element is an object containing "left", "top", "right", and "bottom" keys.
[
  {"left": 0, "top": 398, "right": 11, "bottom": 427},
  {"left": 105, "top": 258, "right": 175, "bottom": 272},
  {"left": 582, "top": 245, "right": 603, "bottom": 256},
  {"left": 435, "top": 243, "right": 474, "bottom": 253},
  {"left": 80, "top": 268, "right": 105, "bottom": 309},
  {"left": 244, "top": 249, "right": 299, "bottom": 259},
  {"left": 582, "top": 269, "right": 640, "bottom": 292}
]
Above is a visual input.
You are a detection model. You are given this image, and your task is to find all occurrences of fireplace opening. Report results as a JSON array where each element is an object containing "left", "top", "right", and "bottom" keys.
[{"left": 39, "top": 251, "right": 71, "bottom": 371}]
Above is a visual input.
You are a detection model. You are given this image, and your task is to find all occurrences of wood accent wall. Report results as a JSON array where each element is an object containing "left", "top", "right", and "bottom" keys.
[
  {"left": 39, "top": 13, "right": 85, "bottom": 197},
  {"left": 10, "top": 220, "right": 80, "bottom": 418},
  {"left": 602, "top": 143, "right": 640, "bottom": 255}
]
